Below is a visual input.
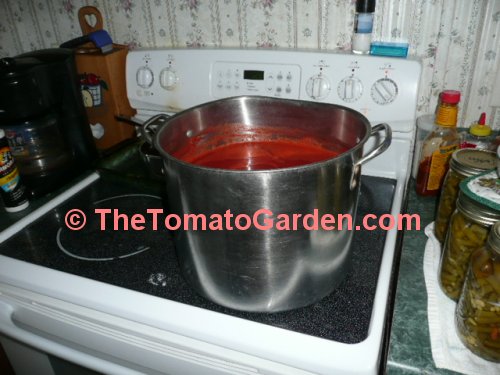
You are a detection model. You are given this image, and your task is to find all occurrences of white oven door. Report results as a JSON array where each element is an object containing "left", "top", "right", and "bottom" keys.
[
  {"left": 0, "top": 283, "right": 312, "bottom": 375},
  {"left": 0, "top": 296, "right": 150, "bottom": 375}
]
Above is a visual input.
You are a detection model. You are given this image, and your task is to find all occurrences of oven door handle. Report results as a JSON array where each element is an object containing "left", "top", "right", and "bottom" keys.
[
  {"left": 0, "top": 299, "right": 141, "bottom": 375},
  {"left": 0, "top": 294, "right": 268, "bottom": 375}
]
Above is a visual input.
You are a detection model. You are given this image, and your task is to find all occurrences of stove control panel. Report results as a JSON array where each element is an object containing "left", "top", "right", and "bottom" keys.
[
  {"left": 126, "top": 49, "right": 421, "bottom": 132},
  {"left": 211, "top": 62, "right": 300, "bottom": 99}
]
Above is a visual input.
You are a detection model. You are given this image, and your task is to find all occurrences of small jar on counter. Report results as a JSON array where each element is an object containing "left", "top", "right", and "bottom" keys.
[
  {"left": 352, "top": 0, "right": 376, "bottom": 55},
  {"left": 439, "top": 191, "right": 500, "bottom": 301},
  {"left": 456, "top": 221, "right": 500, "bottom": 362},
  {"left": 434, "top": 149, "right": 497, "bottom": 243}
]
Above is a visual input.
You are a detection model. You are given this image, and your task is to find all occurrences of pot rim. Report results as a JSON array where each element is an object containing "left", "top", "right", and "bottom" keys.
[{"left": 153, "top": 95, "right": 372, "bottom": 173}]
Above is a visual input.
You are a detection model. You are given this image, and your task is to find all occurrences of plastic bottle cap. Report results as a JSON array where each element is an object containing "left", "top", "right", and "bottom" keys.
[
  {"left": 478, "top": 112, "right": 486, "bottom": 125},
  {"left": 4, "top": 200, "right": 29, "bottom": 213},
  {"left": 441, "top": 90, "right": 461, "bottom": 104},
  {"left": 356, "top": 0, "right": 376, "bottom": 13},
  {"left": 470, "top": 123, "right": 492, "bottom": 136}
]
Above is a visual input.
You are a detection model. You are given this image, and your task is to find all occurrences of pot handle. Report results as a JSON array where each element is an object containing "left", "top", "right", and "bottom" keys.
[
  {"left": 141, "top": 114, "right": 171, "bottom": 145},
  {"left": 355, "top": 123, "right": 392, "bottom": 167}
]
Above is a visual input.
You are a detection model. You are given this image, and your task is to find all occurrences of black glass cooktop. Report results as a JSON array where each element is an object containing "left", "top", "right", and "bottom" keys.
[{"left": 0, "top": 172, "right": 396, "bottom": 344}]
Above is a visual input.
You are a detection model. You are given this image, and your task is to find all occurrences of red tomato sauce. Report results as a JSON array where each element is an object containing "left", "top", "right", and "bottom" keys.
[
  {"left": 177, "top": 139, "right": 343, "bottom": 170},
  {"left": 169, "top": 125, "right": 349, "bottom": 170}
]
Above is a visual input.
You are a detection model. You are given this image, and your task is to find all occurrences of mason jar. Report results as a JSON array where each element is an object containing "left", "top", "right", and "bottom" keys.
[
  {"left": 434, "top": 149, "right": 496, "bottom": 243},
  {"left": 439, "top": 192, "right": 500, "bottom": 301},
  {"left": 456, "top": 221, "right": 500, "bottom": 362}
]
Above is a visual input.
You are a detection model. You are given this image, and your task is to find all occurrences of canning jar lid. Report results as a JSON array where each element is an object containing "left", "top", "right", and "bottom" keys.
[
  {"left": 450, "top": 149, "right": 496, "bottom": 178},
  {"left": 460, "top": 170, "right": 500, "bottom": 213},
  {"left": 456, "top": 191, "right": 500, "bottom": 226},
  {"left": 487, "top": 221, "right": 500, "bottom": 255}
]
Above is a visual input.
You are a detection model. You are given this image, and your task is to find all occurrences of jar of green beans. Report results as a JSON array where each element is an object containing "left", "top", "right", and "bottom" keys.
[
  {"left": 439, "top": 192, "right": 500, "bottom": 301},
  {"left": 456, "top": 221, "right": 500, "bottom": 362},
  {"left": 434, "top": 149, "right": 496, "bottom": 244}
]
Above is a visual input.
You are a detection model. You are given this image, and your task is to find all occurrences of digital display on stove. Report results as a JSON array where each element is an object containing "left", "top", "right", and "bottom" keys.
[{"left": 244, "top": 70, "right": 264, "bottom": 80}]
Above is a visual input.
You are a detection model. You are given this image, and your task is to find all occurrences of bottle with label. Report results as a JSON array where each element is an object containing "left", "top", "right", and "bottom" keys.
[
  {"left": 416, "top": 90, "right": 461, "bottom": 196},
  {"left": 0, "top": 128, "right": 29, "bottom": 212}
]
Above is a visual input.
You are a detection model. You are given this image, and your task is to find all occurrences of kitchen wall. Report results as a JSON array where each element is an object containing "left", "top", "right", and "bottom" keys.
[{"left": 1, "top": 0, "right": 500, "bottom": 128}]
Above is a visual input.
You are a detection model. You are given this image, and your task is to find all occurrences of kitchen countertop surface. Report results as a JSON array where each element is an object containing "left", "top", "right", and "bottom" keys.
[{"left": 386, "top": 180, "right": 460, "bottom": 375}]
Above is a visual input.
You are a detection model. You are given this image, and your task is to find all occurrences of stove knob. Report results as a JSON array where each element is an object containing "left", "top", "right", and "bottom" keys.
[
  {"left": 136, "top": 66, "right": 154, "bottom": 89},
  {"left": 306, "top": 75, "right": 331, "bottom": 100},
  {"left": 337, "top": 77, "right": 363, "bottom": 103},
  {"left": 371, "top": 78, "right": 398, "bottom": 105},
  {"left": 160, "top": 68, "right": 179, "bottom": 90}
]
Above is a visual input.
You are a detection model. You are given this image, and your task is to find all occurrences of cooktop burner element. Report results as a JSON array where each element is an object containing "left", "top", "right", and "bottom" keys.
[
  {"left": 56, "top": 194, "right": 161, "bottom": 262},
  {"left": 0, "top": 172, "right": 395, "bottom": 344}
]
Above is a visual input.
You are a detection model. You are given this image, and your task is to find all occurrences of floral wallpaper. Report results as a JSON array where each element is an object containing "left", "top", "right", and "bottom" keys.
[{"left": 0, "top": 0, "right": 499, "bottom": 128}]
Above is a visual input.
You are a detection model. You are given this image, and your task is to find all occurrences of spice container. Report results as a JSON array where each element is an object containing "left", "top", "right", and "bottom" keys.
[
  {"left": 416, "top": 90, "right": 461, "bottom": 196},
  {"left": 0, "top": 128, "right": 29, "bottom": 212},
  {"left": 352, "top": 0, "right": 376, "bottom": 55},
  {"left": 439, "top": 171, "right": 500, "bottom": 301},
  {"left": 434, "top": 149, "right": 496, "bottom": 243},
  {"left": 456, "top": 221, "right": 500, "bottom": 362}
]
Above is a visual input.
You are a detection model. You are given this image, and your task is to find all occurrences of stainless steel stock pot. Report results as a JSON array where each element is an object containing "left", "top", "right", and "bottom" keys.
[{"left": 153, "top": 96, "right": 391, "bottom": 312}]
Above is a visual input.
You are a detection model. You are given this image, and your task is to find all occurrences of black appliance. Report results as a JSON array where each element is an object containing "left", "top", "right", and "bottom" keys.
[{"left": 0, "top": 48, "right": 97, "bottom": 197}]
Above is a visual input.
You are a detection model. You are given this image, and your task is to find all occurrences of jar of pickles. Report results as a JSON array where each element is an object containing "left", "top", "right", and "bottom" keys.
[
  {"left": 434, "top": 149, "right": 496, "bottom": 243},
  {"left": 456, "top": 221, "right": 500, "bottom": 362},
  {"left": 439, "top": 191, "right": 500, "bottom": 301}
]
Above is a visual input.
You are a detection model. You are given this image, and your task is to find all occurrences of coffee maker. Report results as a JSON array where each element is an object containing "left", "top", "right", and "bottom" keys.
[{"left": 0, "top": 49, "right": 98, "bottom": 197}]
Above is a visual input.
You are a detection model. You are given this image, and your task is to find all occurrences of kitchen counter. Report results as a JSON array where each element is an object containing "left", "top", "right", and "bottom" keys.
[{"left": 386, "top": 180, "right": 460, "bottom": 375}]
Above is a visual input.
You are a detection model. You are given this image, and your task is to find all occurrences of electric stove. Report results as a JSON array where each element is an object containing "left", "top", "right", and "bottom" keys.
[{"left": 0, "top": 48, "right": 421, "bottom": 375}]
